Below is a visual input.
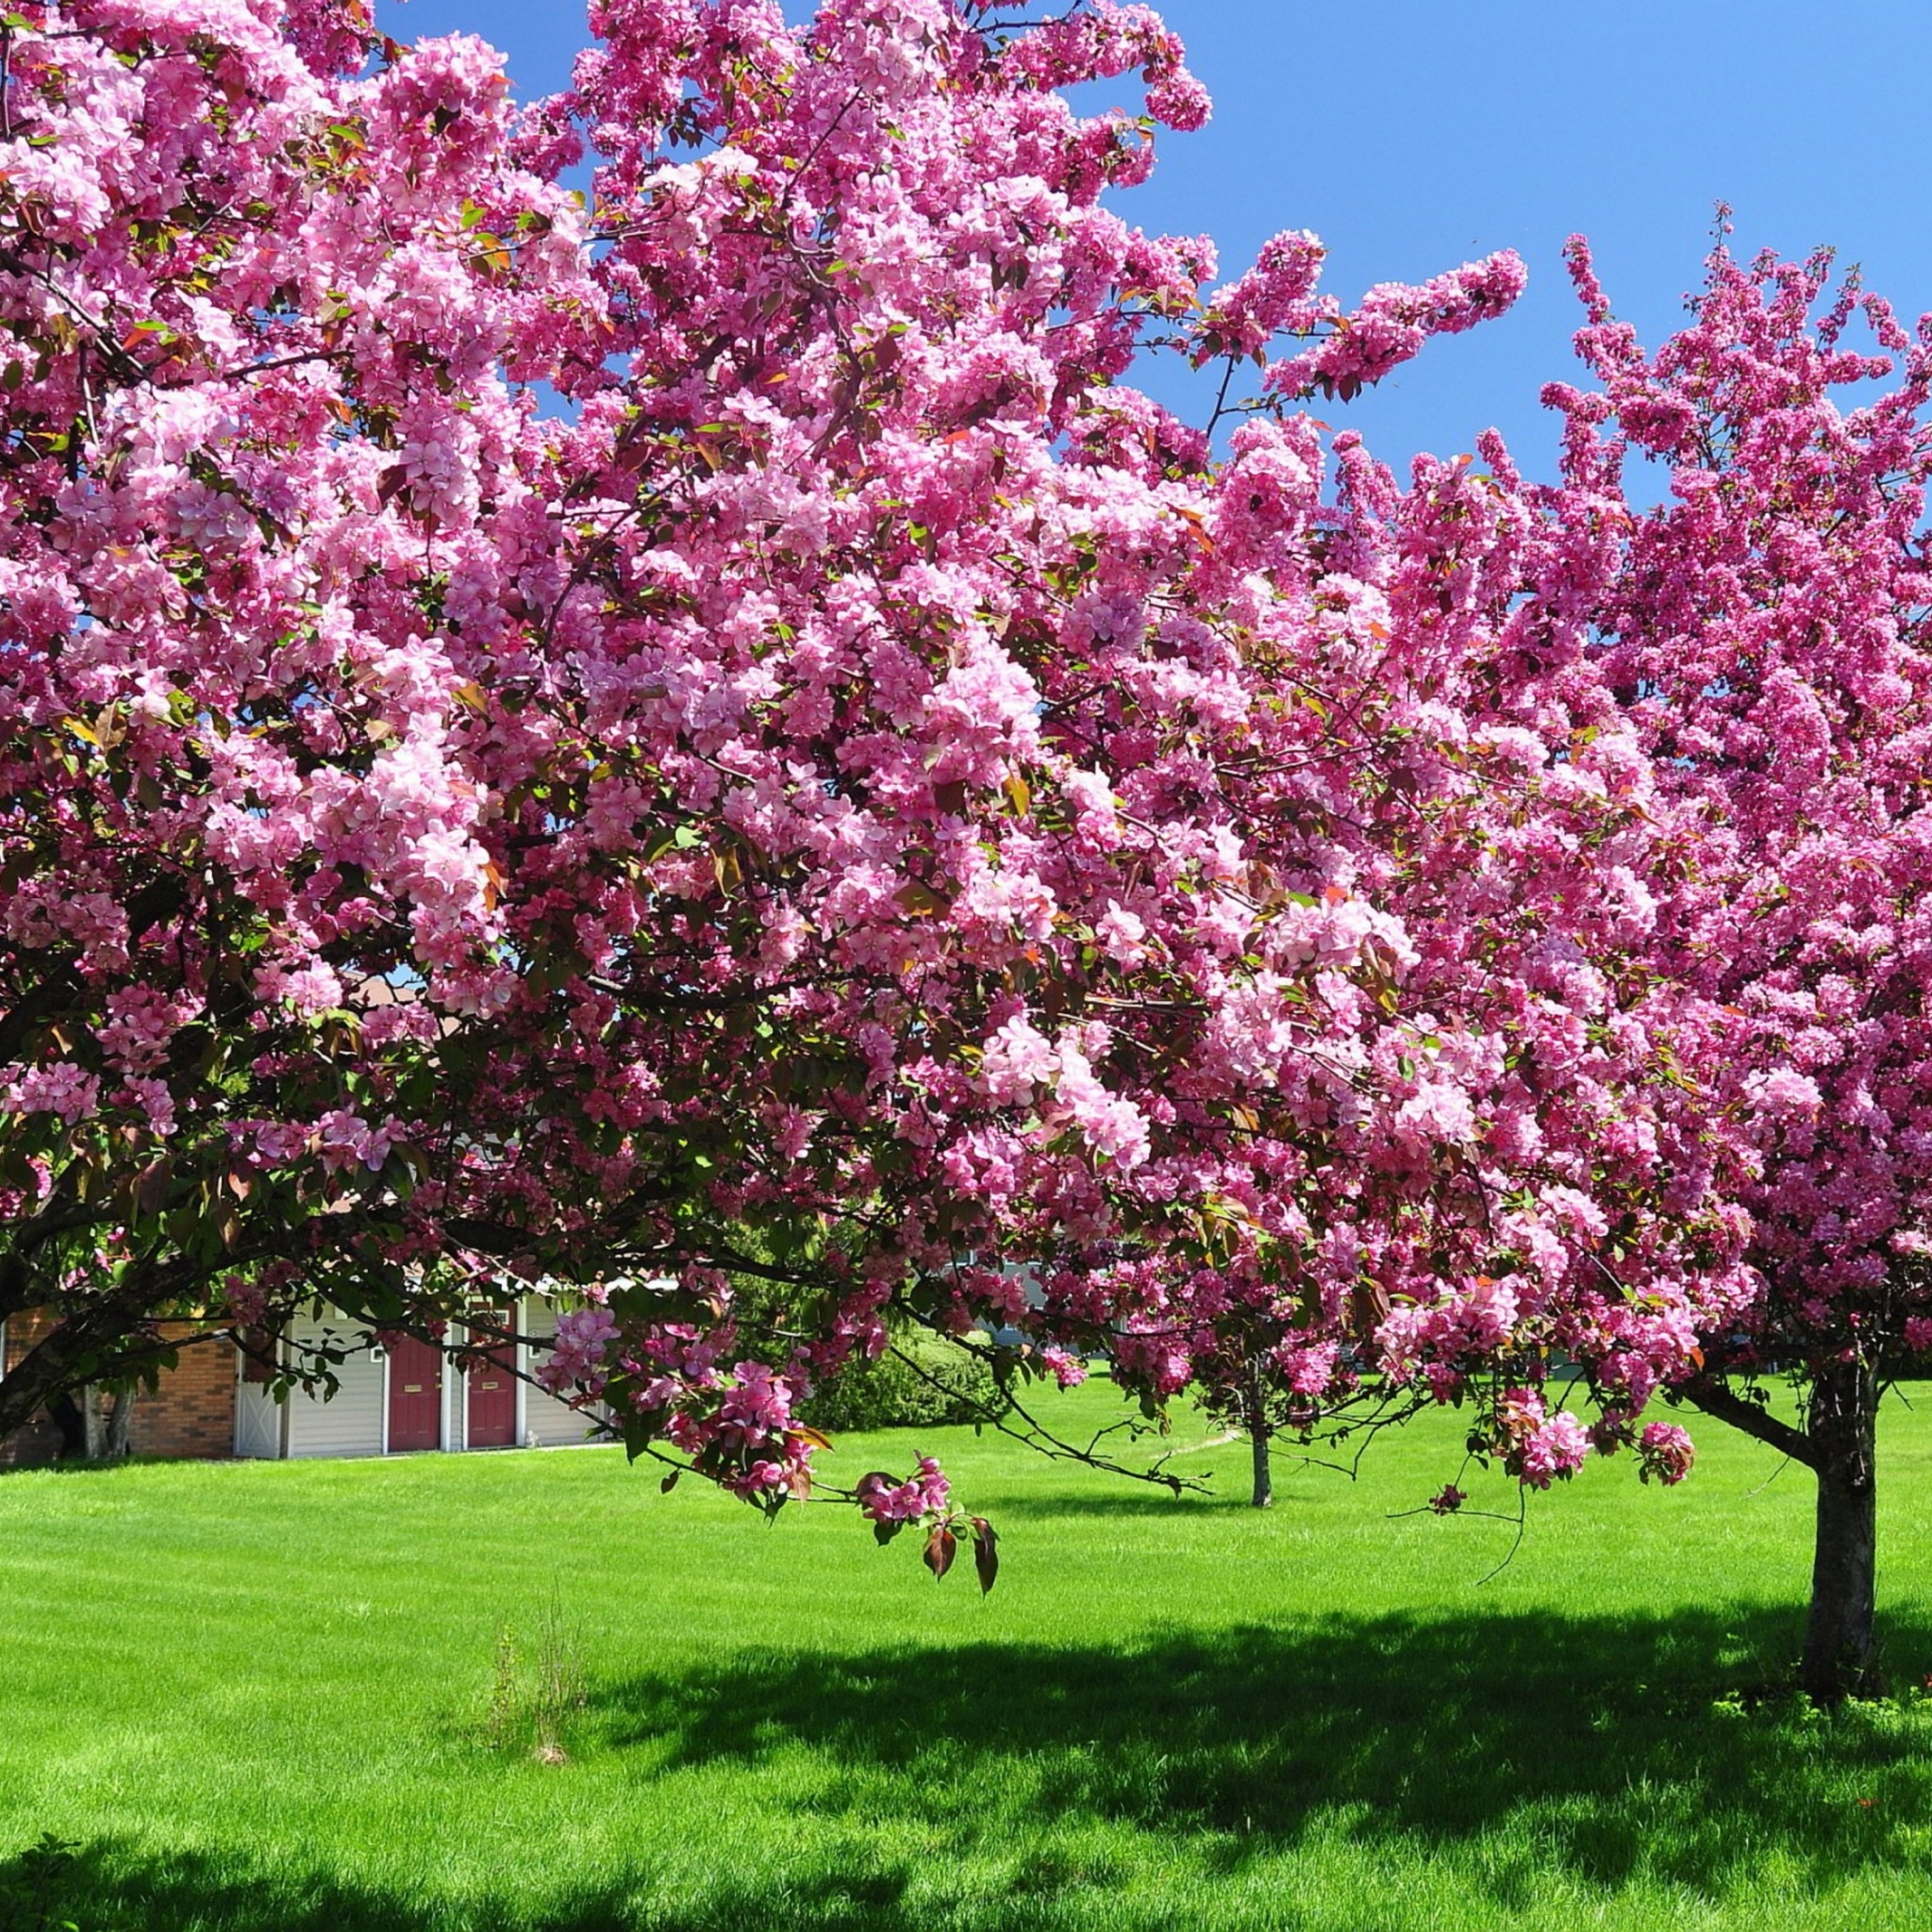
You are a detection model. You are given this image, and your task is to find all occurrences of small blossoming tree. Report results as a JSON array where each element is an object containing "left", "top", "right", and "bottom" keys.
[{"left": 1541, "top": 236, "right": 1932, "bottom": 1698}]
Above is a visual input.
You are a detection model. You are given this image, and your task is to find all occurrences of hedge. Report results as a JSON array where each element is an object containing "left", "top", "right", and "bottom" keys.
[{"left": 800, "top": 1333, "right": 997, "bottom": 1432}]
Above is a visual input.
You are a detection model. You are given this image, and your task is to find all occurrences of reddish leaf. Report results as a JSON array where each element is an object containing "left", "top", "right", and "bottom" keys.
[
  {"left": 659, "top": 1468, "right": 680, "bottom": 1493},
  {"left": 924, "top": 1524, "right": 958, "bottom": 1581},
  {"left": 971, "top": 1517, "right": 999, "bottom": 1595},
  {"left": 1174, "top": 505, "right": 1216, "bottom": 554},
  {"left": 1346, "top": 1280, "right": 1391, "bottom": 1341},
  {"left": 134, "top": 1157, "right": 171, "bottom": 1219}
]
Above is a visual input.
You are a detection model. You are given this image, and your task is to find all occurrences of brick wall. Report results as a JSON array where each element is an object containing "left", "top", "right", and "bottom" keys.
[
  {"left": 129, "top": 1325, "right": 236, "bottom": 1458},
  {"left": 1, "top": 1314, "right": 236, "bottom": 1463}
]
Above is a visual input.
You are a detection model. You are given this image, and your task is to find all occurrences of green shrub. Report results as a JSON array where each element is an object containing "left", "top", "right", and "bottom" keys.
[{"left": 800, "top": 1333, "right": 996, "bottom": 1432}]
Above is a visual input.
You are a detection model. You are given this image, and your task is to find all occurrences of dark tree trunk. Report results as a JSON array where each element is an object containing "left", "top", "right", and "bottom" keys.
[
  {"left": 1245, "top": 1357, "right": 1273, "bottom": 1508},
  {"left": 47, "top": 1391, "right": 86, "bottom": 1458},
  {"left": 1249, "top": 1420, "right": 1273, "bottom": 1509},
  {"left": 1686, "top": 1361, "right": 1882, "bottom": 1706},
  {"left": 0, "top": 1262, "right": 192, "bottom": 1443},
  {"left": 1803, "top": 1357, "right": 1878, "bottom": 1703}
]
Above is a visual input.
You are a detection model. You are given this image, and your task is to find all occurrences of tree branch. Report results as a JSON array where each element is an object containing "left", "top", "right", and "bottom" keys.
[{"left": 1682, "top": 1378, "right": 1820, "bottom": 1472}]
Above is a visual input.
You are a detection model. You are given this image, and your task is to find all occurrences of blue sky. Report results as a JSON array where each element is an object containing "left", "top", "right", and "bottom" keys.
[{"left": 380, "top": 0, "right": 1932, "bottom": 478}]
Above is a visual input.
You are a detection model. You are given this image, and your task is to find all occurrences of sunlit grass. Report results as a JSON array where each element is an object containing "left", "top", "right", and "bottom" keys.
[{"left": 5, "top": 1381, "right": 1932, "bottom": 1928}]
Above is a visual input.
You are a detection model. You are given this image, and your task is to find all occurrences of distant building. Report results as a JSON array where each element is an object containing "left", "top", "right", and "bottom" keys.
[{"left": 0, "top": 1297, "right": 605, "bottom": 1464}]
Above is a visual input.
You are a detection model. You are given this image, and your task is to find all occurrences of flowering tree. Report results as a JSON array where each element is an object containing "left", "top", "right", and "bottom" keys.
[
  {"left": 488, "top": 0, "right": 1753, "bottom": 1559},
  {"left": 0, "top": 0, "right": 613, "bottom": 1429},
  {"left": 1542, "top": 237, "right": 1932, "bottom": 1698},
  {"left": 0, "top": 0, "right": 1717, "bottom": 1535},
  {"left": 5, "top": 0, "right": 1914, "bottom": 1696},
  {"left": 510, "top": 5, "right": 1932, "bottom": 1695}
]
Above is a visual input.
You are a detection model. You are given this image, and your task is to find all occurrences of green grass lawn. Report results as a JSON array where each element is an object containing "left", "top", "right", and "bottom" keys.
[{"left": 7, "top": 1384, "right": 1932, "bottom": 1930}]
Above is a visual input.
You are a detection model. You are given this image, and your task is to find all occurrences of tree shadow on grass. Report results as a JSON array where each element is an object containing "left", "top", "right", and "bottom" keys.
[
  {"left": 0, "top": 1840, "right": 628, "bottom": 1932},
  {"left": 17, "top": 1609, "right": 1932, "bottom": 1930},
  {"left": 0, "top": 1837, "right": 911, "bottom": 1932},
  {"left": 593, "top": 1606, "right": 1932, "bottom": 1906}
]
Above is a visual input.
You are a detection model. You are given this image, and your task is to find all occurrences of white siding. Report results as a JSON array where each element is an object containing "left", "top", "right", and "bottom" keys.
[{"left": 282, "top": 1309, "right": 386, "bottom": 1458}]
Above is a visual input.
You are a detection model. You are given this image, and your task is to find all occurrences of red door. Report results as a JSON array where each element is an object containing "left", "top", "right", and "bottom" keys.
[
  {"left": 465, "top": 1318, "right": 517, "bottom": 1449},
  {"left": 387, "top": 1335, "right": 442, "bottom": 1452}
]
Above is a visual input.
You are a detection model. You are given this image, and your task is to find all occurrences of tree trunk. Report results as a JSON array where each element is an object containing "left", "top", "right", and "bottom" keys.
[
  {"left": 105, "top": 1385, "right": 135, "bottom": 1458},
  {"left": 1245, "top": 1357, "right": 1273, "bottom": 1508},
  {"left": 1803, "top": 1357, "right": 1879, "bottom": 1703},
  {"left": 47, "top": 1391, "right": 86, "bottom": 1458},
  {"left": 79, "top": 1382, "right": 106, "bottom": 1462}
]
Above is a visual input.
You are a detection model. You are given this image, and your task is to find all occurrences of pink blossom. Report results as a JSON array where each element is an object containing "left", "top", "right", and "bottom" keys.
[
  {"left": 857, "top": 1456, "right": 953, "bottom": 1524},
  {"left": 1394, "top": 1079, "right": 1478, "bottom": 1147},
  {"left": 1052, "top": 1036, "right": 1152, "bottom": 1170},
  {"left": 222, "top": 1274, "right": 267, "bottom": 1326},
  {"left": 314, "top": 1109, "right": 402, "bottom": 1174},
  {"left": 1517, "top": 1410, "right": 1591, "bottom": 1490},
  {"left": 718, "top": 1361, "right": 798, "bottom": 1443},
  {"left": 979, "top": 1015, "right": 1056, "bottom": 1107},
  {"left": 1638, "top": 1423, "right": 1696, "bottom": 1487},
  {"left": 125, "top": 1077, "right": 177, "bottom": 1138},
  {"left": 5, "top": 1063, "right": 100, "bottom": 1124},
  {"left": 539, "top": 1306, "right": 620, "bottom": 1395}
]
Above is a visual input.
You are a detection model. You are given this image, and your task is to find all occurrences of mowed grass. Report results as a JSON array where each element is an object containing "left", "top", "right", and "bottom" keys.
[{"left": 8, "top": 1386, "right": 1932, "bottom": 1930}]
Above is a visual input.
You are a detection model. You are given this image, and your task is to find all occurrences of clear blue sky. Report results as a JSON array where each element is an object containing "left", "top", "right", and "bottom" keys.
[{"left": 381, "top": 0, "right": 1932, "bottom": 478}]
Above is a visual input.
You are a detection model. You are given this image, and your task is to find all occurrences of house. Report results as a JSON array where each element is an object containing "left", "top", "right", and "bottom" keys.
[
  {"left": 232, "top": 1298, "right": 606, "bottom": 1458},
  {"left": 0, "top": 1298, "right": 606, "bottom": 1464}
]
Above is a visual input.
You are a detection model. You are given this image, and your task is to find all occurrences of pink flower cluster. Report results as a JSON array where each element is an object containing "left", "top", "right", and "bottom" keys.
[
  {"left": 1266, "top": 254, "right": 1528, "bottom": 401},
  {"left": 1201, "top": 230, "right": 1329, "bottom": 358},
  {"left": 1638, "top": 1423, "right": 1696, "bottom": 1488},
  {"left": 539, "top": 1307, "right": 621, "bottom": 1398},
  {"left": 1496, "top": 1389, "right": 1591, "bottom": 1491},
  {"left": 858, "top": 1457, "right": 953, "bottom": 1525}
]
